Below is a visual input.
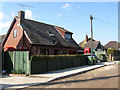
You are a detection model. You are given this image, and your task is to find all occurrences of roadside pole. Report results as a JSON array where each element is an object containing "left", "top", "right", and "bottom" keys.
[{"left": 90, "top": 15, "right": 93, "bottom": 64}]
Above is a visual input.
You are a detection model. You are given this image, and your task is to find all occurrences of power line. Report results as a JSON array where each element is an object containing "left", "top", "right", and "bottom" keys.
[
  {"left": 71, "top": 4, "right": 118, "bottom": 28},
  {"left": 94, "top": 17, "right": 118, "bottom": 28},
  {"left": 17, "top": 3, "right": 34, "bottom": 8},
  {"left": 71, "top": 4, "right": 89, "bottom": 17}
]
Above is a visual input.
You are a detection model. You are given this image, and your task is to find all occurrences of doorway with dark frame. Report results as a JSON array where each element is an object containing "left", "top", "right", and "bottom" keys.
[{"left": 54, "top": 49, "right": 59, "bottom": 55}]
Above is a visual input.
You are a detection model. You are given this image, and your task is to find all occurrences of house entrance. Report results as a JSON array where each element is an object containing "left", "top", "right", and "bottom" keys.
[{"left": 54, "top": 49, "right": 59, "bottom": 55}]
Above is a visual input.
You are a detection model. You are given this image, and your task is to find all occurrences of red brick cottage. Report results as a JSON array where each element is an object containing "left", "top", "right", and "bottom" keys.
[{"left": 2, "top": 11, "right": 81, "bottom": 55}]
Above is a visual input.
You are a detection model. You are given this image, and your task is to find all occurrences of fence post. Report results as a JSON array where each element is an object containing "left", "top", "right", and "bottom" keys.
[
  {"left": 13, "top": 51, "right": 15, "bottom": 69},
  {"left": 27, "top": 51, "right": 29, "bottom": 74}
]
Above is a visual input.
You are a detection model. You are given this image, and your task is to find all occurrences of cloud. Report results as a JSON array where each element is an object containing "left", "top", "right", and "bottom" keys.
[
  {"left": 0, "top": 22, "right": 11, "bottom": 29},
  {"left": 57, "top": 14, "right": 62, "bottom": 18},
  {"left": 62, "top": 3, "right": 70, "bottom": 9},
  {"left": 0, "top": 12, "right": 4, "bottom": 21},
  {"left": 0, "top": 12, "right": 11, "bottom": 35},
  {"left": 25, "top": 10, "right": 33, "bottom": 19},
  {"left": 0, "top": 21, "right": 11, "bottom": 35},
  {"left": 11, "top": 11, "right": 15, "bottom": 17}
]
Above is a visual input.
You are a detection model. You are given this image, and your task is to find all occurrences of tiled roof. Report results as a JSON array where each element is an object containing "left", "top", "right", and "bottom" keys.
[
  {"left": 21, "top": 19, "right": 80, "bottom": 48},
  {"left": 83, "top": 40, "right": 100, "bottom": 49},
  {"left": 55, "top": 26, "right": 73, "bottom": 34},
  {"left": 104, "top": 41, "right": 120, "bottom": 49},
  {"left": 79, "top": 38, "right": 95, "bottom": 48}
]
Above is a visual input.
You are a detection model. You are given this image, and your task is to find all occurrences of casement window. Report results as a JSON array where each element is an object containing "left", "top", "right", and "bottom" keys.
[
  {"left": 47, "top": 31, "right": 54, "bottom": 37},
  {"left": 39, "top": 49, "right": 49, "bottom": 55},
  {"left": 65, "top": 33, "right": 71, "bottom": 39},
  {"left": 69, "top": 50, "right": 77, "bottom": 54},
  {"left": 61, "top": 50, "right": 67, "bottom": 54},
  {"left": 13, "top": 29, "right": 17, "bottom": 38}
]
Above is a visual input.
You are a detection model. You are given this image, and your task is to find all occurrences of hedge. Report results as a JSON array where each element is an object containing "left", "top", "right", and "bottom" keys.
[
  {"left": 30, "top": 55, "right": 89, "bottom": 74},
  {"left": 107, "top": 48, "right": 119, "bottom": 55}
]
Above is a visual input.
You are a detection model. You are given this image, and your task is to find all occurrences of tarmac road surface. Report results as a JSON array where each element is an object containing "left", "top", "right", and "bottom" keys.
[{"left": 25, "top": 62, "right": 119, "bottom": 89}]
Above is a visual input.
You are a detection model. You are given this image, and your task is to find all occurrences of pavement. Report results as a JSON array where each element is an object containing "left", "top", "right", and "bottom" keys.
[{"left": 0, "top": 61, "right": 119, "bottom": 89}]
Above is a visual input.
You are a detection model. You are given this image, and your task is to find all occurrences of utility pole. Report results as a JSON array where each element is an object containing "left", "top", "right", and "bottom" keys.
[{"left": 90, "top": 15, "right": 93, "bottom": 63}]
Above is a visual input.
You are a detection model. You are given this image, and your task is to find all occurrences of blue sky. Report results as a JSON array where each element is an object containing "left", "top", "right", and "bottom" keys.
[{"left": 0, "top": 2, "right": 118, "bottom": 45}]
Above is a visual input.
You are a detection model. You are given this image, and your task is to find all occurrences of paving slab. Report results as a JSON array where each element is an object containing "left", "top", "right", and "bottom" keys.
[{"left": 0, "top": 61, "right": 118, "bottom": 89}]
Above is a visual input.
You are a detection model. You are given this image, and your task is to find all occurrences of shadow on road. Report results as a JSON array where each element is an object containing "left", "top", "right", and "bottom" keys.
[
  {"left": 41, "top": 75, "right": 120, "bottom": 86},
  {"left": 2, "top": 75, "right": 119, "bottom": 89}
]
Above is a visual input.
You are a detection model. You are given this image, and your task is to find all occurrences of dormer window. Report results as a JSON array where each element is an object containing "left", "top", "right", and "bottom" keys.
[
  {"left": 65, "top": 33, "right": 71, "bottom": 39},
  {"left": 13, "top": 29, "right": 17, "bottom": 38},
  {"left": 47, "top": 31, "right": 54, "bottom": 37}
]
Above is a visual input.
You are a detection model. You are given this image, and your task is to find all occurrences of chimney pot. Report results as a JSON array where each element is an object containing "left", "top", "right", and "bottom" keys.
[
  {"left": 85, "top": 35, "right": 88, "bottom": 42},
  {"left": 18, "top": 11, "right": 25, "bottom": 24}
]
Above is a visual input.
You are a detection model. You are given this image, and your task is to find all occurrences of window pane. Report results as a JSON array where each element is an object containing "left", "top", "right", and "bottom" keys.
[
  {"left": 61, "top": 50, "right": 67, "bottom": 54},
  {"left": 40, "top": 49, "right": 49, "bottom": 55},
  {"left": 14, "top": 29, "right": 17, "bottom": 38},
  {"left": 65, "top": 33, "right": 71, "bottom": 39}
]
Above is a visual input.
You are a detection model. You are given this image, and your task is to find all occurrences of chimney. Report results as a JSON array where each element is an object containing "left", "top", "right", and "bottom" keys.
[
  {"left": 85, "top": 35, "right": 88, "bottom": 42},
  {"left": 18, "top": 11, "right": 25, "bottom": 24}
]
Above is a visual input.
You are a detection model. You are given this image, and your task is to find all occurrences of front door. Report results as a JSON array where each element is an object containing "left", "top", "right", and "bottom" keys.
[{"left": 54, "top": 49, "right": 59, "bottom": 55}]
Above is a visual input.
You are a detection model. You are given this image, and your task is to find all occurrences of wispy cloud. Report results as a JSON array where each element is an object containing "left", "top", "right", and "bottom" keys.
[
  {"left": 0, "top": 12, "right": 4, "bottom": 21},
  {"left": 0, "top": 12, "right": 11, "bottom": 35},
  {"left": 11, "top": 11, "right": 15, "bottom": 17},
  {"left": 62, "top": 3, "right": 70, "bottom": 9},
  {"left": 0, "top": 22, "right": 11, "bottom": 29},
  {"left": 25, "top": 10, "right": 33, "bottom": 19},
  {"left": 57, "top": 14, "right": 62, "bottom": 18}
]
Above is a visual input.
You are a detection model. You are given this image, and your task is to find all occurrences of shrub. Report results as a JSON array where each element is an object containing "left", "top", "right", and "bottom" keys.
[
  {"left": 99, "top": 54, "right": 107, "bottom": 62},
  {"left": 11, "top": 69, "right": 24, "bottom": 74},
  {"left": 107, "top": 48, "right": 119, "bottom": 55},
  {"left": 99, "top": 54, "right": 105, "bottom": 60}
]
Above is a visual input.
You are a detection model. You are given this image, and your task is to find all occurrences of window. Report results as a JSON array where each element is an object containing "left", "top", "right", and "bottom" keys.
[
  {"left": 39, "top": 49, "right": 49, "bottom": 55},
  {"left": 65, "top": 33, "right": 71, "bottom": 39},
  {"left": 69, "top": 50, "right": 76, "bottom": 54},
  {"left": 47, "top": 31, "right": 54, "bottom": 37},
  {"left": 13, "top": 29, "right": 17, "bottom": 38},
  {"left": 61, "top": 50, "right": 67, "bottom": 54}
]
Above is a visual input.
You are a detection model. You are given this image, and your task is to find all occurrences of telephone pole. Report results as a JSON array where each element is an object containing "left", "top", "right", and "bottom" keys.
[{"left": 90, "top": 15, "right": 93, "bottom": 63}]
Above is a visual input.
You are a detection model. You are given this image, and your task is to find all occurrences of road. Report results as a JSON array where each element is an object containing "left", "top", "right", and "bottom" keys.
[{"left": 24, "top": 62, "right": 119, "bottom": 89}]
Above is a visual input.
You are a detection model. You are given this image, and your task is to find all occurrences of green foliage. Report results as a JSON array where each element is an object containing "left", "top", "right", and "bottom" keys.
[
  {"left": 107, "top": 48, "right": 114, "bottom": 55},
  {"left": 99, "top": 54, "right": 106, "bottom": 60},
  {"left": 107, "top": 48, "right": 119, "bottom": 56},
  {"left": 99, "top": 54, "right": 107, "bottom": 62},
  {"left": 11, "top": 69, "right": 16, "bottom": 74},
  {"left": 11, "top": 69, "right": 24, "bottom": 74}
]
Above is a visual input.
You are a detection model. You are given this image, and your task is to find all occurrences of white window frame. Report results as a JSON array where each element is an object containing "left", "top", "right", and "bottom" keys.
[{"left": 13, "top": 29, "right": 17, "bottom": 38}]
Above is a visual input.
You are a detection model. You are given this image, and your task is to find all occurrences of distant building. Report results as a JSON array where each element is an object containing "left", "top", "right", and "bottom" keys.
[
  {"left": 0, "top": 35, "right": 5, "bottom": 70},
  {"left": 0, "top": 35, "right": 5, "bottom": 45},
  {"left": 79, "top": 35, "right": 104, "bottom": 51},
  {"left": 104, "top": 41, "right": 120, "bottom": 50},
  {"left": 104, "top": 41, "right": 120, "bottom": 60},
  {"left": 0, "top": 35, "right": 5, "bottom": 51}
]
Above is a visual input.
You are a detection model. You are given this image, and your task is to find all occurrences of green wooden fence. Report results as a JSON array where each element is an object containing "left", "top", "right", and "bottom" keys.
[{"left": 4, "top": 51, "right": 29, "bottom": 74}]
